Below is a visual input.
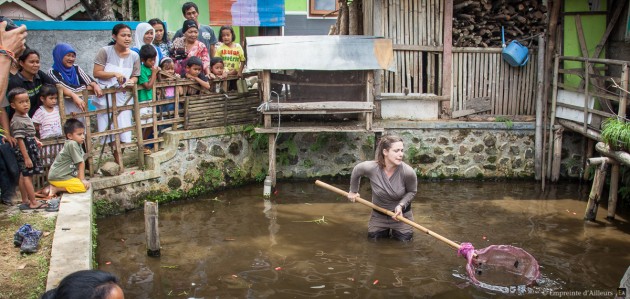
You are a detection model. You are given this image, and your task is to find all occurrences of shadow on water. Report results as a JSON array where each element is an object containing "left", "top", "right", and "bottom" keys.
[{"left": 97, "top": 180, "right": 630, "bottom": 298}]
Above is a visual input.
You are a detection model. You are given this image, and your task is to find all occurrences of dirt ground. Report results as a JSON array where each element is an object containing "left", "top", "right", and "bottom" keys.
[{"left": 0, "top": 205, "right": 56, "bottom": 299}]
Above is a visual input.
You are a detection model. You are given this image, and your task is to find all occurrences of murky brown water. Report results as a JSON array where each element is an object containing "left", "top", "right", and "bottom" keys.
[{"left": 97, "top": 180, "right": 630, "bottom": 298}]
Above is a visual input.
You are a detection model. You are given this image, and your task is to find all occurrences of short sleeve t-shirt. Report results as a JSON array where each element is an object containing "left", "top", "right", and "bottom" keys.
[
  {"left": 216, "top": 43, "right": 246, "bottom": 72},
  {"left": 138, "top": 64, "right": 153, "bottom": 102},
  {"left": 3, "top": 70, "right": 57, "bottom": 118},
  {"left": 48, "top": 139, "right": 84, "bottom": 181},
  {"left": 10, "top": 114, "right": 36, "bottom": 139},
  {"left": 31, "top": 106, "right": 62, "bottom": 139},
  {"left": 93, "top": 46, "right": 141, "bottom": 84}
]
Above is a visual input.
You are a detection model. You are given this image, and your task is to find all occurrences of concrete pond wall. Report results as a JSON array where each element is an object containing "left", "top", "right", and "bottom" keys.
[{"left": 91, "top": 121, "right": 584, "bottom": 216}]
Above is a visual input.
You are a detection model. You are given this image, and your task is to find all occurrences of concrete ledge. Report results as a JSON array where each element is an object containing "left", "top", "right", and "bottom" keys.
[{"left": 46, "top": 189, "right": 93, "bottom": 291}]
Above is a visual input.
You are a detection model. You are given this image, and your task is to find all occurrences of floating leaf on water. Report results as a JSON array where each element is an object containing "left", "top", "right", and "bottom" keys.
[
  {"left": 275, "top": 267, "right": 282, "bottom": 271},
  {"left": 105, "top": 261, "right": 112, "bottom": 265},
  {"left": 224, "top": 238, "right": 236, "bottom": 241},
  {"left": 310, "top": 285, "right": 325, "bottom": 289},
  {"left": 373, "top": 280, "right": 379, "bottom": 285},
  {"left": 161, "top": 265, "right": 178, "bottom": 269},
  {"left": 328, "top": 267, "right": 334, "bottom": 270}
]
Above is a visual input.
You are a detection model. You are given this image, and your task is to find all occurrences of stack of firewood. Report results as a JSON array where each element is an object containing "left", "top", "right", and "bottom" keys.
[{"left": 453, "top": 0, "right": 547, "bottom": 48}]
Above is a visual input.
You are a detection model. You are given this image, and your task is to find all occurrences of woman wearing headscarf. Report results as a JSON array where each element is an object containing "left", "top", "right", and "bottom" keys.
[
  {"left": 131, "top": 22, "right": 163, "bottom": 63},
  {"left": 170, "top": 20, "right": 210, "bottom": 75},
  {"left": 48, "top": 43, "right": 103, "bottom": 119}
]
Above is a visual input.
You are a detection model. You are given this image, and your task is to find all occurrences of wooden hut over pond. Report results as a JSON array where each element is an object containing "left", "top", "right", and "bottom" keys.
[{"left": 247, "top": 35, "right": 396, "bottom": 184}]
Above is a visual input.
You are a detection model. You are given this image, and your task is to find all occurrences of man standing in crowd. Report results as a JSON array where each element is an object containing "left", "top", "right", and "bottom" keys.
[{"left": 173, "top": 2, "right": 218, "bottom": 59}]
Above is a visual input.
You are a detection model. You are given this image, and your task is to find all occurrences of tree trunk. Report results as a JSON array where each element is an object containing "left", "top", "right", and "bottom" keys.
[
  {"left": 349, "top": 0, "right": 359, "bottom": 35},
  {"left": 338, "top": 0, "right": 349, "bottom": 35},
  {"left": 79, "top": 0, "right": 116, "bottom": 21}
]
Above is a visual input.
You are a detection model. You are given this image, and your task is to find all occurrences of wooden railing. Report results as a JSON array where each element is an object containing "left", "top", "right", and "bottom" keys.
[{"left": 32, "top": 75, "right": 260, "bottom": 187}]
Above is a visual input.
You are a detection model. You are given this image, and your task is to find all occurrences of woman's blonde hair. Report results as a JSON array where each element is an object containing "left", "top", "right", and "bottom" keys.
[{"left": 375, "top": 135, "right": 403, "bottom": 168}]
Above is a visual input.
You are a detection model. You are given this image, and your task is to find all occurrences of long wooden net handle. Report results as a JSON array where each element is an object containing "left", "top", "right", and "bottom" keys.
[{"left": 315, "top": 180, "right": 463, "bottom": 251}]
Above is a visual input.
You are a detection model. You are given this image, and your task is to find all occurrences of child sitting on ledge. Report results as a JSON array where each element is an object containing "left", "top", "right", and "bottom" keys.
[{"left": 47, "top": 118, "right": 90, "bottom": 197}]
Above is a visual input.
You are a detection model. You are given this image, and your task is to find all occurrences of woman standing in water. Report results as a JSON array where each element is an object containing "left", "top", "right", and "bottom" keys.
[{"left": 347, "top": 135, "right": 417, "bottom": 241}]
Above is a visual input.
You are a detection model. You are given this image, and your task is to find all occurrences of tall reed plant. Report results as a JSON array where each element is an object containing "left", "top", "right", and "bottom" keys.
[{"left": 601, "top": 118, "right": 630, "bottom": 151}]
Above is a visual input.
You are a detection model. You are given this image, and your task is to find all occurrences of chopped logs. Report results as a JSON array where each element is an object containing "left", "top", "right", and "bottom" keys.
[{"left": 453, "top": 0, "right": 547, "bottom": 48}]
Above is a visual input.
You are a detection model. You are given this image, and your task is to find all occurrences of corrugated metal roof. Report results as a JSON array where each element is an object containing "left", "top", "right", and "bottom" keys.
[{"left": 246, "top": 35, "right": 396, "bottom": 71}]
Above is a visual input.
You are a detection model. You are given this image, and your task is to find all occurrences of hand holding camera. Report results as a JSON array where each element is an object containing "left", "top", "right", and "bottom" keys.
[{"left": 0, "top": 16, "right": 27, "bottom": 56}]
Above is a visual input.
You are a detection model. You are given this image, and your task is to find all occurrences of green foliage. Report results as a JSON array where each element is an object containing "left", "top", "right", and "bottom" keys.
[
  {"left": 93, "top": 199, "right": 121, "bottom": 217},
  {"left": 243, "top": 125, "right": 268, "bottom": 151},
  {"left": 601, "top": 118, "right": 630, "bottom": 151},
  {"left": 310, "top": 134, "right": 329, "bottom": 152},
  {"left": 303, "top": 159, "right": 314, "bottom": 168},
  {"left": 278, "top": 138, "right": 298, "bottom": 166},
  {"left": 406, "top": 145, "right": 421, "bottom": 164},
  {"left": 495, "top": 116, "right": 514, "bottom": 129},
  {"left": 254, "top": 171, "right": 267, "bottom": 182}
]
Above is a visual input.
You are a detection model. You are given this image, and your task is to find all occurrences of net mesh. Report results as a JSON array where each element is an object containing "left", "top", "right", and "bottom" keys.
[{"left": 458, "top": 243, "right": 540, "bottom": 286}]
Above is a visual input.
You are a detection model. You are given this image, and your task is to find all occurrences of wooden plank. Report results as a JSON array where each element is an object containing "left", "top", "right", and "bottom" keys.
[
  {"left": 378, "top": 93, "right": 449, "bottom": 101},
  {"left": 442, "top": 0, "right": 453, "bottom": 115},
  {"left": 452, "top": 109, "right": 478, "bottom": 118},
  {"left": 465, "top": 115, "right": 536, "bottom": 122},
  {"left": 489, "top": 53, "right": 497, "bottom": 114},
  {"left": 266, "top": 101, "right": 374, "bottom": 111},
  {"left": 465, "top": 97, "right": 492, "bottom": 111},
  {"left": 255, "top": 126, "right": 385, "bottom": 134}
]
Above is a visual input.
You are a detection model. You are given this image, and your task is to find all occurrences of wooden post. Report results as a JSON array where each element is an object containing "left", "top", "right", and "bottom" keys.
[
  {"left": 620, "top": 63, "right": 628, "bottom": 118},
  {"left": 56, "top": 84, "right": 67, "bottom": 125},
  {"left": 132, "top": 84, "right": 144, "bottom": 170},
  {"left": 608, "top": 163, "right": 620, "bottom": 220},
  {"left": 441, "top": 0, "right": 453, "bottom": 118},
  {"left": 545, "top": 56, "right": 560, "bottom": 181},
  {"left": 81, "top": 89, "right": 94, "bottom": 177},
  {"left": 144, "top": 201, "right": 161, "bottom": 257},
  {"left": 584, "top": 160, "right": 608, "bottom": 221},
  {"left": 173, "top": 80, "right": 180, "bottom": 131},
  {"left": 582, "top": 138, "right": 594, "bottom": 181},
  {"left": 365, "top": 71, "right": 373, "bottom": 130},
  {"left": 535, "top": 35, "right": 545, "bottom": 181},
  {"left": 551, "top": 126, "right": 563, "bottom": 182},
  {"left": 111, "top": 91, "right": 124, "bottom": 173}
]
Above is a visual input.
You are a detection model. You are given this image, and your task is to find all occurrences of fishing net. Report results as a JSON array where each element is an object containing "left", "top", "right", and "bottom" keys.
[
  {"left": 458, "top": 243, "right": 540, "bottom": 286},
  {"left": 315, "top": 180, "right": 541, "bottom": 287}
]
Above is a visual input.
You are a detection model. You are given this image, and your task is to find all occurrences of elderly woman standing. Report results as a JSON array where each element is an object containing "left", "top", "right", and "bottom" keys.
[
  {"left": 347, "top": 135, "right": 418, "bottom": 242},
  {"left": 48, "top": 43, "right": 103, "bottom": 121},
  {"left": 170, "top": 20, "right": 210, "bottom": 75},
  {"left": 92, "top": 23, "right": 140, "bottom": 165}
]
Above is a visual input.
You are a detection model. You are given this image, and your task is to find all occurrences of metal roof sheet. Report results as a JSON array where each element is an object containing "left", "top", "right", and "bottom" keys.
[{"left": 246, "top": 35, "right": 396, "bottom": 71}]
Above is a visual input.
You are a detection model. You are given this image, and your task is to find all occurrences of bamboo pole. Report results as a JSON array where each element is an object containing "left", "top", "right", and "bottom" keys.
[
  {"left": 144, "top": 201, "right": 161, "bottom": 257},
  {"left": 608, "top": 164, "right": 619, "bottom": 220},
  {"left": 132, "top": 84, "right": 144, "bottom": 170},
  {"left": 81, "top": 89, "right": 94, "bottom": 177},
  {"left": 546, "top": 55, "right": 560, "bottom": 181},
  {"left": 535, "top": 39, "right": 544, "bottom": 179},
  {"left": 441, "top": 0, "right": 453, "bottom": 117}
]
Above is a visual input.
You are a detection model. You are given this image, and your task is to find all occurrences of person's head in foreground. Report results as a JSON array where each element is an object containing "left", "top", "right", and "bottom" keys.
[{"left": 41, "top": 270, "right": 124, "bottom": 299}]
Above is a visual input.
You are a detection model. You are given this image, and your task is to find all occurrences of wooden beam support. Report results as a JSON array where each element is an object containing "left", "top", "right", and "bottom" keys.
[{"left": 441, "top": 0, "right": 454, "bottom": 118}]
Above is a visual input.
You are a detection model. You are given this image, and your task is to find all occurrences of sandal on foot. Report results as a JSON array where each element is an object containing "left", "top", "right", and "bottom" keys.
[
  {"left": 19, "top": 202, "right": 48, "bottom": 211},
  {"left": 143, "top": 148, "right": 152, "bottom": 155}
]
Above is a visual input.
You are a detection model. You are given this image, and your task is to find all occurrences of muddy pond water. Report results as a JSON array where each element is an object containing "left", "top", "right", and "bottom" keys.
[{"left": 97, "top": 180, "right": 630, "bottom": 298}]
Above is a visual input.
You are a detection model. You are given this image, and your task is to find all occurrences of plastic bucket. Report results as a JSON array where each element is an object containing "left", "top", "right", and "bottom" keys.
[{"left": 502, "top": 40, "right": 529, "bottom": 67}]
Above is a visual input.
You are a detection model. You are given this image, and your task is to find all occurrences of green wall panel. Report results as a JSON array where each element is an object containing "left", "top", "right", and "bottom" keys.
[{"left": 563, "top": 0, "right": 607, "bottom": 88}]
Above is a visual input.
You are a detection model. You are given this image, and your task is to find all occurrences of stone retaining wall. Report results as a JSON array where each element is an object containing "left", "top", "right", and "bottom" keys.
[{"left": 91, "top": 122, "right": 582, "bottom": 216}]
